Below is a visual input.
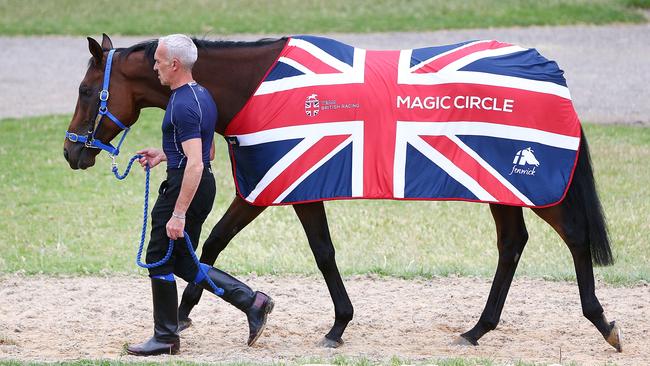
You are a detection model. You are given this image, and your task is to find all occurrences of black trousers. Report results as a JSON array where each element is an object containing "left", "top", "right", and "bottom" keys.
[{"left": 146, "top": 167, "right": 215, "bottom": 281}]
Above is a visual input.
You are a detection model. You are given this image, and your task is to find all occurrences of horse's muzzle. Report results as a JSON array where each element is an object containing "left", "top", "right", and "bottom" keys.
[{"left": 63, "top": 144, "right": 97, "bottom": 170}]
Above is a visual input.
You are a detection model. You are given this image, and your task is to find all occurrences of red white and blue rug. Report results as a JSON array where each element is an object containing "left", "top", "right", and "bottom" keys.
[{"left": 225, "top": 35, "right": 581, "bottom": 207}]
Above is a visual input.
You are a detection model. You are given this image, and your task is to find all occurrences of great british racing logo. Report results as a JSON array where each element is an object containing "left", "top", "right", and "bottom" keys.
[
  {"left": 304, "top": 93, "right": 360, "bottom": 117},
  {"left": 305, "top": 94, "right": 320, "bottom": 117}
]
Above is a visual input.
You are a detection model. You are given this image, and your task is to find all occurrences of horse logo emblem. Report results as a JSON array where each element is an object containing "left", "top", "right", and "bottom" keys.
[
  {"left": 305, "top": 94, "right": 320, "bottom": 117},
  {"left": 509, "top": 147, "right": 539, "bottom": 176},
  {"left": 513, "top": 147, "right": 540, "bottom": 166}
]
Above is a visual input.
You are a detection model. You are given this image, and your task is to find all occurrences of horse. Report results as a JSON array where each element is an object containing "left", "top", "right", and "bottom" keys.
[{"left": 63, "top": 34, "right": 621, "bottom": 351}]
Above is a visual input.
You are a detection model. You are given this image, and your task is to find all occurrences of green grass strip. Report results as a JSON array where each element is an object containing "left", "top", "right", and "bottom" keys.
[{"left": 0, "top": 0, "right": 646, "bottom": 36}]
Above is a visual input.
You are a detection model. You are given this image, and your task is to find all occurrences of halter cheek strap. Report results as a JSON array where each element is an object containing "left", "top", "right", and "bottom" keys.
[{"left": 65, "top": 49, "right": 130, "bottom": 157}]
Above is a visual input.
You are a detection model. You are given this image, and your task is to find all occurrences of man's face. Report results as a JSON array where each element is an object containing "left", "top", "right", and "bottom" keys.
[{"left": 153, "top": 43, "right": 173, "bottom": 86}]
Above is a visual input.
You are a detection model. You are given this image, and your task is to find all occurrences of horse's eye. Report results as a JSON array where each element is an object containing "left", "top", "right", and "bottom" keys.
[{"left": 79, "top": 86, "right": 93, "bottom": 97}]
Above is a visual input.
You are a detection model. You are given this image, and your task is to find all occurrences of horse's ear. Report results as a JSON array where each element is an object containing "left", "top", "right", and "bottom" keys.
[
  {"left": 87, "top": 37, "right": 103, "bottom": 64},
  {"left": 101, "top": 33, "right": 114, "bottom": 50}
]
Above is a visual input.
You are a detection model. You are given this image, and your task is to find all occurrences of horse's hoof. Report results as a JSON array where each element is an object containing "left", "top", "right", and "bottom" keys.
[
  {"left": 606, "top": 321, "right": 622, "bottom": 352},
  {"left": 452, "top": 335, "right": 478, "bottom": 346},
  {"left": 318, "top": 336, "right": 343, "bottom": 348},
  {"left": 178, "top": 318, "right": 192, "bottom": 332}
]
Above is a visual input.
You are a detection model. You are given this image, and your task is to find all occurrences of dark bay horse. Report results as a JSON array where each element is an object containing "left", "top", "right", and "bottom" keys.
[{"left": 63, "top": 34, "right": 621, "bottom": 351}]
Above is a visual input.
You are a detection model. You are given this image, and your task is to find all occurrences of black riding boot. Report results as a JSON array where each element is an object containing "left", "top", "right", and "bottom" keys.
[
  {"left": 199, "top": 267, "right": 274, "bottom": 346},
  {"left": 127, "top": 278, "right": 180, "bottom": 356}
]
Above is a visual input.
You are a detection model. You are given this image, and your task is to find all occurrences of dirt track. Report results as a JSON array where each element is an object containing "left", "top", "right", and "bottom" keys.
[{"left": 1, "top": 274, "right": 648, "bottom": 365}]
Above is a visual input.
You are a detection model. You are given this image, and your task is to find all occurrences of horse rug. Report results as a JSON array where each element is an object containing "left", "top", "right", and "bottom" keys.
[{"left": 225, "top": 35, "right": 581, "bottom": 207}]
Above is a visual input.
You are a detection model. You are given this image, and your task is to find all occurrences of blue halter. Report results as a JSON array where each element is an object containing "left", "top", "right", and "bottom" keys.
[{"left": 65, "top": 49, "right": 130, "bottom": 157}]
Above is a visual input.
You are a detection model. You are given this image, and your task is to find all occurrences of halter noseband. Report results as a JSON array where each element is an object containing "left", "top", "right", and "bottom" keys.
[{"left": 65, "top": 49, "right": 130, "bottom": 157}]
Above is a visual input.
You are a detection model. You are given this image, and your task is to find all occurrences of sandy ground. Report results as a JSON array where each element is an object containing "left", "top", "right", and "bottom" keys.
[{"left": 0, "top": 274, "right": 648, "bottom": 365}]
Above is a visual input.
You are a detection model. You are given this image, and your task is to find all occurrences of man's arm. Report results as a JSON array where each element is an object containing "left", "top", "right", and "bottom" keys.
[{"left": 166, "top": 138, "right": 203, "bottom": 240}]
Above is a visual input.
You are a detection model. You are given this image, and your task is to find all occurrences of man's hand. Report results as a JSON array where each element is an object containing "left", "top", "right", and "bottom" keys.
[
  {"left": 137, "top": 148, "right": 167, "bottom": 169},
  {"left": 166, "top": 214, "right": 185, "bottom": 240}
]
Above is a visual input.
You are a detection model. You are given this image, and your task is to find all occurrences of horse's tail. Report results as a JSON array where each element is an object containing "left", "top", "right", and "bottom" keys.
[{"left": 564, "top": 129, "right": 614, "bottom": 266}]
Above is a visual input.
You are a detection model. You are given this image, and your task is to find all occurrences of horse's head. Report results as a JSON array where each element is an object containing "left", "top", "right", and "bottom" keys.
[
  {"left": 521, "top": 147, "right": 540, "bottom": 166},
  {"left": 63, "top": 34, "right": 142, "bottom": 170}
]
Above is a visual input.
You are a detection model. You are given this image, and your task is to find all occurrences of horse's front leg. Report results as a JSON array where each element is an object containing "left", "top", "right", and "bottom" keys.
[
  {"left": 293, "top": 202, "right": 353, "bottom": 348},
  {"left": 457, "top": 204, "right": 528, "bottom": 345},
  {"left": 178, "top": 196, "right": 266, "bottom": 329}
]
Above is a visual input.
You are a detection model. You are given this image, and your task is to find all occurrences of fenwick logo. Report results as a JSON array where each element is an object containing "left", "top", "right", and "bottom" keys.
[
  {"left": 509, "top": 147, "right": 539, "bottom": 176},
  {"left": 305, "top": 94, "right": 320, "bottom": 117}
]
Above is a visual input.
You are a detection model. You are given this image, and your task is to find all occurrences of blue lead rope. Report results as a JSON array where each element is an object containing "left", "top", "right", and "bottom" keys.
[{"left": 112, "top": 154, "right": 224, "bottom": 296}]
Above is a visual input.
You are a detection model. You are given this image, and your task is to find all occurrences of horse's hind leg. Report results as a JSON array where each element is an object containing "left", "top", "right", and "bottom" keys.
[
  {"left": 178, "top": 196, "right": 266, "bottom": 329},
  {"left": 457, "top": 204, "right": 528, "bottom": 345},
  {"left": 532, "top": 205, "right": 621, "bottom": 352},
  {"left": 293, "top": 202, "right": 353, "bottom": 348}
]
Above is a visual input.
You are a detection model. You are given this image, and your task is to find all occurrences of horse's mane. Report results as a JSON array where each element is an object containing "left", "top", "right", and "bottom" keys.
[{"left": 120, "top": 37, "right": 287, "bottom": 66}]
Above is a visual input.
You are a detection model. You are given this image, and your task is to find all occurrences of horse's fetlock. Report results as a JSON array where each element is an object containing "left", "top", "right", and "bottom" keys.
[
  {"left": 336, "top": 308, "right": 354, "bottom": 323},
  {"left": 582, "top": 301, "right": 604, "bottom": 320},
  {"left": 478, "top": 318, "right": 498, "bottom": 332}
]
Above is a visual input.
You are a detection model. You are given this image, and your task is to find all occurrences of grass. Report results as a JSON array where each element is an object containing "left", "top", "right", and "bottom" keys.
[
  {"left": 0, "top": 0, "right": 647, "bottom": 36},
  {"left": 0, "top": 111, "right": 648, "bottom": 286}
]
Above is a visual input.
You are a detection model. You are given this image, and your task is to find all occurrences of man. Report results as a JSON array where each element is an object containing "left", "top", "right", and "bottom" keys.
[{"left": 127, "top": 34, "right": 274, "bottom": 356}]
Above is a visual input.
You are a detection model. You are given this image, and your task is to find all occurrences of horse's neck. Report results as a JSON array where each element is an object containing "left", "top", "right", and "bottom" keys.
[
  {"left": 122, "top": 40, "right": 286, "bottom": 134},
  {"left": 121, "top": 55, "right": 171, "bottom": 111},
  {"left": 192, "top": 40, "right": 287, "bottom": 135}
]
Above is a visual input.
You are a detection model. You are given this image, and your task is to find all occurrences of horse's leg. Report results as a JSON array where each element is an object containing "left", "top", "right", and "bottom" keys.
[
  {"left": 456, "top": 204, "right": 528, "bottom": 345},
  {"left": 178, "top": 196, "right": 266, "bottom": 329},
  {"left": 293, "top": 202, "right": 353, "bottom": 348},
  {"left": 532, "top": 204, "right": 621, "bottom": 352}
]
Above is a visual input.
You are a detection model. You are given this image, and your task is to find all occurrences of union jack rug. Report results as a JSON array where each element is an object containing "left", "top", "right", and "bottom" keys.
[{"left": 225, "top": 35, "right": 581, "bottom": 207}]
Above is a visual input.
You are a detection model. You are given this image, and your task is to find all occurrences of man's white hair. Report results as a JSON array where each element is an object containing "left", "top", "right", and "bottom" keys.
[{"left": 158, "top": 34, "right": 198, "bottom": 70}]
